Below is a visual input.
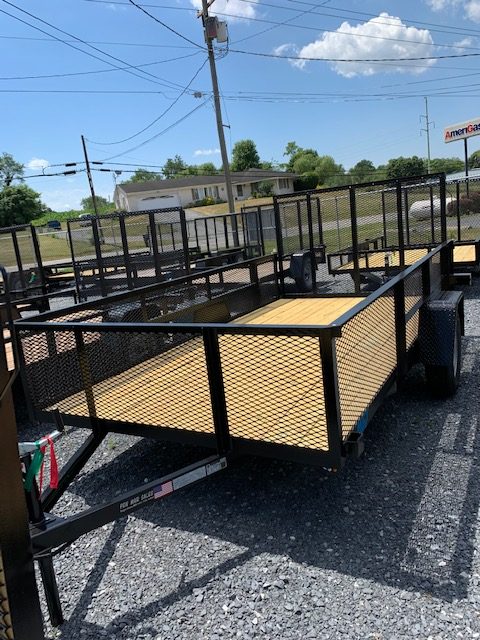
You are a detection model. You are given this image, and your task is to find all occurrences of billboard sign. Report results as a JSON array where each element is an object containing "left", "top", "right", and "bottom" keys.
[{"left": 444, "top": 118, "right": 480, "bottom": 143}]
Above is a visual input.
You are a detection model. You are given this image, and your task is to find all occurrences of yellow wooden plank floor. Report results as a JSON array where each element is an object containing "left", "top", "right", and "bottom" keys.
[
  {"left": 51, "top": 297, "right": 387, "bottom": 451},
  {"left": 453, "top": 243, "right": 477, "bottom": 264},
  {"left": 336, "top": 248, "right": 429, "bottom": 272}
]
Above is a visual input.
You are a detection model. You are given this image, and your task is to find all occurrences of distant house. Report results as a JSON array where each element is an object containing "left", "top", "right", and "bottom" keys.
[{"left": 113, "top": 169, "right": 297, "bottom": 212}]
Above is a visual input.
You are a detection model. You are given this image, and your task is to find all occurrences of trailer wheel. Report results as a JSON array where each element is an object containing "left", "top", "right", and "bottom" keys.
[
  {"left": 425, "top": 315, "right": 461, "bottom": 397},
  {"left": 294, "top": 255, "right": 313, "bottom": 293}
]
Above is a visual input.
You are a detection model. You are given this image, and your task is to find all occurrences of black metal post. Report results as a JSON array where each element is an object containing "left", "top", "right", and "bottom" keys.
[
  {"left": 403, "top": 189, "right": 410, "bottom": 245},
  {"left": 349, "top": 186, "right": 361, "bottom": 294},
  {"left": 31, "top": 225, "right": 48, "bottom": 298},
  {"left": 179, "top": 208, "right": 191, "bottom": 274},
  {"left": 456, "top": 181, "right": 461, "bottom": 241},
  {"left": 91, "top": 218, "right": 107, "bottom": 297},
  {"left": 148, "top": 211, "right": 162, "bottom": 282},
  {"left": 396, "top": 181, "right": 405, "bottom": 267},
  {"left": 319, "top": 334, "right": 343, "bottom": 468},
  {"left": 273, "top": 198, "right": 286, "bottom": 295},
  {"left": 296, "top": 200, "right": 304, "bottom": 250},
  {"left": 394, "top": 280, "right": 407, "bottom": 383},
  {"left": 11, "top": 229, "right": 27, "bottom": 291},
  {"left": 223, "top": 215, "right": 230, "bottom": 249},
  {"left": 316, "top": 198, "right": 324, "bottom": 246},
  {"left": 74, "top": 329, "right": 100, "bottom": 436},
  {"left": 429, "top": 185, "right": 435, "bottom": 245},
  {"left": 306, "top": 194, "right": 316, "bottom": 287},
  {"left": 465, "top": 137, "right": 470, "bottom": 197},
  {"left": 118, "top": 215, "right": 134, "bottom": 290},
  {"left": 257, "top": 207, "right": 265, "bottom": 256},
  {"left": 381, "top": 191, "right": 387, "bottom": 247},
  {"left": 439, "top": 174, "right": 447, "bottom": 243},
  {"left": 202, "top": 328, "right": 231, "bottom": 455}
]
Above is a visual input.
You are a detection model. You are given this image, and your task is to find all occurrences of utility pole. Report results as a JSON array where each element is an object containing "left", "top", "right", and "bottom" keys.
[
  {"left": 81, "top": 135, "right": 99, "bottom": 216},
  {"left": 420, "top": 97, "right": 433, "bottom": 174},
  {"left": 199, "top": 0, "right": 236, "bottom": 219}
]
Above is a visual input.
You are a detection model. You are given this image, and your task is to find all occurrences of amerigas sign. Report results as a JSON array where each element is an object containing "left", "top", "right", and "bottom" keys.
[{"left": 444, "top": 118, "right": 480, "bottom": 143}]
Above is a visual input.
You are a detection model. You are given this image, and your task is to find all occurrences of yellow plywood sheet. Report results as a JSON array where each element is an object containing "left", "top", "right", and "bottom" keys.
[
  {"left": 336, "top": 248, "right": 429, "bottom": 272},
  {"left": 233, "top": 297, "right": 364, "bottom": 326},
  {"left": 453, "top": 244, "right": 477, "bottom": 264}
]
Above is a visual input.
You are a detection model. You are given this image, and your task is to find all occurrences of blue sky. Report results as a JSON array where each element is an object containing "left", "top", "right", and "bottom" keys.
[{"left": 2, "top": 0, "right": 480, "bottom": 210}]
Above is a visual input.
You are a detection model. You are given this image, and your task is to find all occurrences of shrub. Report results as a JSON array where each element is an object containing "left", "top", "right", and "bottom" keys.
[{"left": 294, "top": 172, "right": 319, "bottom": 192}]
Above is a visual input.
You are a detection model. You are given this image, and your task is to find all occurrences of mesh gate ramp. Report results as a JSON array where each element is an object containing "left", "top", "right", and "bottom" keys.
[{"left": 17, "top": 243, "right": 451, "bottom": 469}]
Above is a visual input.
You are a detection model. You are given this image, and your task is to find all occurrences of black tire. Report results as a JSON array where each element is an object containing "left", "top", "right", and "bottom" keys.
[
  {"left": 294, "top": 256, "right": 313, "bottom": 293},
  {"left": 425, "top": 315, "right": 461, "bottom": 397}
]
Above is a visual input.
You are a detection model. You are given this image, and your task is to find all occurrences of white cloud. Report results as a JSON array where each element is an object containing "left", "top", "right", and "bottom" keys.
[
  {"left": 26, "top": 157, "right": 49, "bottom": 170},
  {"left": 194, "top": 148, "right": 220, "bottom": 156},
  {"left": 286, "top": 13, "right": 436, "bottom": 77},
  {"left": 453, "top": 36, "right": 474, "bottom": 51},
  {"left": 190, "top": 0, "right": 259, "bottom": 21},
  {"left": 426, "top": 0, "right": 480, "bottom": 21},
  {"left": 467, "top": 0, "right": 480, "bottom": 21}
]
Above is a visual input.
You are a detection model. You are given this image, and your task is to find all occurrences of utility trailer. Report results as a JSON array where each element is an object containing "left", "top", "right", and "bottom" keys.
[{"left": 4, "top": 177, "right": 464, "bottom": 634}]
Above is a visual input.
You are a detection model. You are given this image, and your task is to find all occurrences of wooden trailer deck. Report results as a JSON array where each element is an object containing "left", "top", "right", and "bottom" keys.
[
  {"left": 332, "top": 243, "right": 478, "bottom": 273},
  {"left": 49, "top": 295, "right": 400, "bottom": 452}
]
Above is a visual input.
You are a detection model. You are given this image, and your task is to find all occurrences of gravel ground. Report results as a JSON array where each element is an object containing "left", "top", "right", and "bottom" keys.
[{"left": 16, "top": 273, "right": 480, "bottom": 640}]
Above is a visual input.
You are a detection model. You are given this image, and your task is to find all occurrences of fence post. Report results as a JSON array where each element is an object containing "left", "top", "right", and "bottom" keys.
[
  {"left": 456, "top": 181, "right": 461, "bottom": 241},
  {"left": 403, "top": 188, "right": 410, "bottom": 245},
  {"left": 306, "top": 193, "right": 316, "bottom": 288},
  {"left": 179, "top": 208, "right": 190, "bottom": 274},
  {"left": 273, "top": 197, "right": 286, "bottom": 295},
  {"left": 91, "top": 218, "right": 107, "bottom": 297},
  {"left": 396, "top": 180, "right": 405, "bottom": 268},
  {"left": 148, "top": 211, "right": 162, "bottom": 282},
  {"left": 349, "top": 186, "right": 361, "bottom": 294},
  {"left": 439, "top": 174, "right": 447, "bottom": 244},
  {"left": 381, "top": 191, "right": 387, "bottom": 248},
  {"left": 118, "top": 214, "right": 134, "bottom": 290},
  {"left": 429, "top": 185, "right": 435, "bottom": 245}
]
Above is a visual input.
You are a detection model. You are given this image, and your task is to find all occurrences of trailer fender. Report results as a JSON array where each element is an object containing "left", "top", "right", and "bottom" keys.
[
  {"left": 419, "top": 290, "right": 464, "bottom": 396},
  {"left": 289, "top": 251, "right": 314, "bottom": 293}
]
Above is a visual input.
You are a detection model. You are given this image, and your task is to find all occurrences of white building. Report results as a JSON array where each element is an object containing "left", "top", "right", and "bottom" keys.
[{"left": 113, "top": 169, "right": 297, "bottom": 212}]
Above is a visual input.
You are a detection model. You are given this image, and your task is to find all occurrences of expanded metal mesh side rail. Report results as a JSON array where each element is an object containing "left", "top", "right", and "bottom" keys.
[
  {"left": 17, "top": 243, "right": 452, "bottom": 467},
  {"left": 446, "top": 176, "right": 480, "bottom": 244},
  {"left": 16, "top": 255, "right": 279, "bottom": 326},
  {"left": 67, "top": 207, "right": 190, "bottom": 299},
  {"left": 272, "top": 174, "right": 446, "bottom": 288},
  {"left": 0, "top": 224, "right": 45, "bottom": 300}
]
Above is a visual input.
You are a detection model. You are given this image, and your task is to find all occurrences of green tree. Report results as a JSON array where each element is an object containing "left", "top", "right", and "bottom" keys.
[
  {"left": 0, "top": 184, "right": 44, "bottom": 226},
  {"left": 315, "top": 155, "right": 346, "bottom": 186},
  {"left": 163, "top": 155, "right": 187, "bottom": 178},
  {"left": 469, "top": 150, "right": 480, "bottom": 169},
  {"left": 81, "top": 195, "right": 111, "bottom": 212},
  {"left": 284, "top": 141, "right": 301, "bottom": 158},
  {"left": 293, "top": 152, "right": 318, "bottom": 175},
  {"left": 128, "top": 169, "right": 162, "bottom": 183},
  {"left": 386, "top": 156, "right": 425, "bottom": 179},
  {"left": 256, "top": 181, "right": 274, "bottom": 196},
  {"left": 197, "top": 162, "right": 217, "bottom": 175},
  {"left": 0, "top": 152, "right": 24, "bottom": 188},
  {"left": 429, "top": 157, "right": 464, "bottom": 174},
  {"left": 286, "top": 147, "right": 319, "bottom": 172},
  {"left": 230, "top": 139, "right": 261, "bottom": 172},
  {"left": 350, "top": 159, "right": 376, "bottom": 183}
]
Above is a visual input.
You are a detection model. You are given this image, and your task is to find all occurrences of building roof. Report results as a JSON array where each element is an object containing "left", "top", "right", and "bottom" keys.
[{"left": 116, "top": 169, "right": 296, "bottom": 194}]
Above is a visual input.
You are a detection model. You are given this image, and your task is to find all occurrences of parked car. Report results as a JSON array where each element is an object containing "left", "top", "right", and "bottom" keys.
[
  {"left": 409, "top": 196, "right": 455, "bottom": 220},
  {"left": 46, "top": 220, "right": 61, "bottom": 231},
  {"left": 78, "top": 213, "right": 94, "bottom": 227}
]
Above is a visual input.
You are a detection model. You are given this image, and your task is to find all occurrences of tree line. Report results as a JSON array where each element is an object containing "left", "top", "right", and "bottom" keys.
[{"left": 0, "top": 140, "right": 479, "bottom": 227}]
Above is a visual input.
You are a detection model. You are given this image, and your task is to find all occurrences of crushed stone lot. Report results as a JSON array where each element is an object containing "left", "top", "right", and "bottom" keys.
[{"left": 17, "top": 276, "right": 480, "bottom": 640}]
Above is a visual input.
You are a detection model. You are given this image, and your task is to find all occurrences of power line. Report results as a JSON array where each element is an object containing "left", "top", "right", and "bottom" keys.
[
  {"left": 86, "top": 57, "right": 209, "bottom": 145},
  {"left": 127, "top": 0, "right": 204, "bottom": 49},
  {"left": 227, "top": 47, "right": 480, "bottom": 63},
  {"left": 79, "top": 0, "right": 480, "bottom": 46},
  {"left": 0, "top": 33, "right": 197, "bottom": 49},
  {"left": 0, "top": 0, "right": 186, "bottom": 90},
  {"left": 0, "top": 52, "right": 201, "bottom": 81},
  {"left": 100, "top": 98, "right": 211, "bottom": 161}
]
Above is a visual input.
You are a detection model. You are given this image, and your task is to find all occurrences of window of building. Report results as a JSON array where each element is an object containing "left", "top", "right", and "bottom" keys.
[
  {"left": 279, "top": 178, "right": 289, "bottom": 189},
  {"left": 237, "top": 184, "right": 244, "bottom": 197},
  {"left": 191, "top": 188, "right": 199, "bottom": 200}
]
